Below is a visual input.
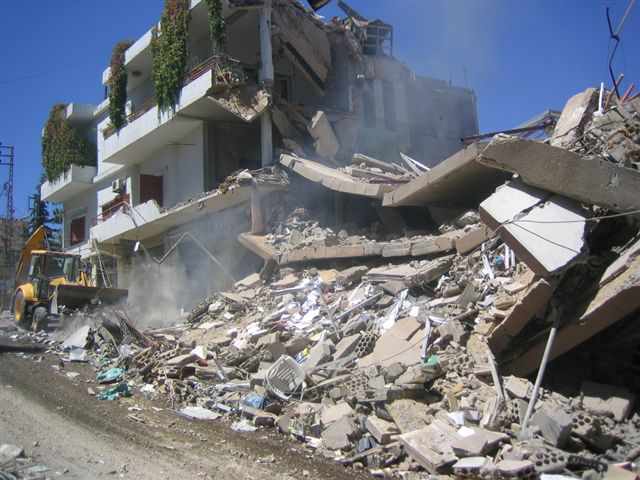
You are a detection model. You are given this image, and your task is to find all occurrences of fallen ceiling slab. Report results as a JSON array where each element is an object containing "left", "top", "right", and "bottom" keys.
[
  {"left": 382, "top": 142, "right": 510, "bottom": 207},
  {"left": 479, "top": 181, "right": 588, "bottom": 277},
  {"left": 279, "top": 154, "right": 397, "bottom": 199},
  {"left": 477, "top": 135, "right": 640, "bottom": 213}
]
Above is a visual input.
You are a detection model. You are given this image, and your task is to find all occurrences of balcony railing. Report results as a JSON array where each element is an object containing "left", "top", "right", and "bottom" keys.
[
  {"left": 91, "top": 198, "right": 130, "bottom": 227},
  {"left": 102, "top": 55, "right": 220, "bottom": 140}
]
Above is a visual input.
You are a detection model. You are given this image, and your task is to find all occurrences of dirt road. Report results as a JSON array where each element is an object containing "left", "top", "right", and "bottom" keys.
[{"left": 0, "top": 342, "right": 370, "bottom": 479}]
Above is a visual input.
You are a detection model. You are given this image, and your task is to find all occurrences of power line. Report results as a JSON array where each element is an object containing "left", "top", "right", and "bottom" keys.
[{"left": 0, "top": 53, "right": 105, "bottom": 85}]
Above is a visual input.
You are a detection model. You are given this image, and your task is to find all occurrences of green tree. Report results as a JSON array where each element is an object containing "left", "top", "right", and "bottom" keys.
[{"left": 27, "top": 176, "right": 61, "bottom": 248}]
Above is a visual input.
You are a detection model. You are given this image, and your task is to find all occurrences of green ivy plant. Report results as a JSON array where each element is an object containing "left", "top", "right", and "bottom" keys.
[
  {"left": 205, "top": 0, "right": 227, "bottom": 56},
  {"left": 151, "top": 0, "right": 191, "bottom": 112},
  {"left": 108, "top": 39, "right": 134, "bottom": 131},
  {"left": 204, "top": 0, "right": 247, "bottom": 88},
  {"left": 42, "top": 104, "right": 97, "bottom": 182}
]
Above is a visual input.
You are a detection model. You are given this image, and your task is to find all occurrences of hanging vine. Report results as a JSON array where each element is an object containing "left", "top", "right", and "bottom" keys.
[
  {"left": 108, "top": 39, "right": 135, "bottom": 131},
  {"left": 151, "top": 0, "right": 192, "bottom": 112},
  {"left": 205, "top": 0, "right": 227, "bottom": 57},
  {"left": 42, "top": 104, "right": 97, "bottom": 181},
  {"left": 205, "top": 0, "right": 246, "bottom": 88}
]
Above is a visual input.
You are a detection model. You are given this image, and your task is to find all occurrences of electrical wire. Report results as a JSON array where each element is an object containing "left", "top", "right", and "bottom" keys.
[{"left": 0, "top": 53, "right": 105, "bottom": 85}]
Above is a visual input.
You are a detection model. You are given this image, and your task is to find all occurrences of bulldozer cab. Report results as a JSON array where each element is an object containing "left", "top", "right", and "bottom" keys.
[
  {"left": 28, "top": 252, "right": 80, "bottom": 283},
  {"left": 27, "top": 251, "right": 85, "bottom": 301}
]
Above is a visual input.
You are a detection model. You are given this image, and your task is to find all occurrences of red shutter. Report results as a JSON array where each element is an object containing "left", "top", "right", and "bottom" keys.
[{"left": 140, "top": 174, "right": 163, "bottom": 207}]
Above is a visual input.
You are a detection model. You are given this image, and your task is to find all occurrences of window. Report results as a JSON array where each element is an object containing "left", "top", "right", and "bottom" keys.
[
  {"left": 102, "top": 194, "right": 130, "bottom": 221},
  {"left": 140, "top": 174, "right": 163, "bottom": 207},
  {"left": 70, "top": 216, "right": 85, "bottom": 246}
]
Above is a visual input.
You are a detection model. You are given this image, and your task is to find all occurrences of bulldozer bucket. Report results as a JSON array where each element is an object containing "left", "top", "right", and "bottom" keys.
[{"left": 54, "top": 284, "right": 128, "bottom": 310}]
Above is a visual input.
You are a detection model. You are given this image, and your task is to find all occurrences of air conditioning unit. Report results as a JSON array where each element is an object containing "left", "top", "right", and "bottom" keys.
[{"left": 111, "top": 178, "right": 125, "bottom": 193}]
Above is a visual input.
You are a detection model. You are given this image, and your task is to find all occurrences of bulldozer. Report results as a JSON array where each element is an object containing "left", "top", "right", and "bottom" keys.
[{"left": 11, "top": 226, "right": 128, "bottom": 330}]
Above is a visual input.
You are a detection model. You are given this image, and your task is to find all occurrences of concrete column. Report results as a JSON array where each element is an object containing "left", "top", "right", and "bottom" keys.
[
  {"left": 259, "top": 0, "right": 274, "bottom": 167},
  {"left": 130, "top": 165, "right": 141, "bottom": 207},
  {"left": 259, "top": 0, "right": 274, "bottom": 84}
]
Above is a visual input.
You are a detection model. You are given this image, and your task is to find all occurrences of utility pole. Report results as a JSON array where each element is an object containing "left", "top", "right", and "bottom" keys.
[
  {"left": 0, "top": 144, "right": 15, "bottom": 265},
  {"left": 0, "top": 143, "right": 15, "bottom": 312}
]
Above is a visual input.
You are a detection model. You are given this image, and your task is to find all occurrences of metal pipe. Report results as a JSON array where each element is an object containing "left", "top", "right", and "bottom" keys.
[{"left": 519, "top": 307, "right": 561, "bottom": 439}]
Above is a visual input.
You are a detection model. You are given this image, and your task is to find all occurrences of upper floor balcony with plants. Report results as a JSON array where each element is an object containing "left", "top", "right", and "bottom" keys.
[
  {"left": 40, "top": 103, "right": 98, "bottom": 203},
  {"left": 98, "top": 0, "right": 259, "bottom": 166}
]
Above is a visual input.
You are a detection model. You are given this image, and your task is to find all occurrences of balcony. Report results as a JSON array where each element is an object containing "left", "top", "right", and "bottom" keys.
[
  {"left": 99, "top": 56, "right": 242, "bottom": 166},
  {"left": 41, "top": 165, "right": 97, "bottom": 203},
  {"left": 90, "top": 184, "right": 255, "bottom": 245}
]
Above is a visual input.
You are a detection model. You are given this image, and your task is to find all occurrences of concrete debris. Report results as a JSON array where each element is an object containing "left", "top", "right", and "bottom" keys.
[{"left": 15, "top": 84, "right": 640, "bottom": 477}]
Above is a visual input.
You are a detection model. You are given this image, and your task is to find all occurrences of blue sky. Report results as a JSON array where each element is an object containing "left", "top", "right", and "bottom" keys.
[{"left": 0, "top": 0, "right": 638, "bottom": 220}]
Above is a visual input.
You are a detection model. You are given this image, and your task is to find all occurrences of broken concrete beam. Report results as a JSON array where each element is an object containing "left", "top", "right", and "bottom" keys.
[
  {"left": 382, "top": 142, "right": 510, "bottom": 207},
  {"left": 237, "top": 233, "right": 278, "bottom": 262},
  {"left": 550, "top": 88, "right": 599, "bottom": 149},
  {"left": 456, "top": 224, "right": 493, "bottom": 255},
  {"left": 478, "top": 135, "right": 640, "bottom": 213},
  {"left": 351, "top": 153, "right": 406, "bottom": 174},
  {"left": 283, "top": 243, "right": 368, "bottom": 263},
  {"left": 503, "top": 248, "right": 640, "bottom": 376},
  {"left": 308, "top": 111, "right": 340, "bottom": 159},
  {"left": 489, "top": 279, "right": 554, "bottom": 356},
  {"left": 580, "top": 381, "right": 635, "bottom": 422},
  {"left": 366, "top": 256, "right": 453, "bottom": 287},
  {"left": 365, "top": 416, "right": 400, "bottom": 444},
  {"left": 410, "top": 236, "right": 455, "bottom": 256},
  {"left": 279, "top": 154, "right": 396, "bottom": 199},
  {"left": 382, "top": 242, "right": 411, "bottom": 258},
  {"left": 479, "top": 181, "right": 587, "bottom": 277}
]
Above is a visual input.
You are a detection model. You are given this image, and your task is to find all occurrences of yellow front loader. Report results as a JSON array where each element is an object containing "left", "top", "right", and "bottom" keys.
[{"left": 11, "top": 226, "right": 128, "bottom": 330}]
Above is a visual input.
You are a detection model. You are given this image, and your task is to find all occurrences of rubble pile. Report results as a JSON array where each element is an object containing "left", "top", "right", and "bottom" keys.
[{"left": 10, "top": 90, "right": 640, "bottom": 479}]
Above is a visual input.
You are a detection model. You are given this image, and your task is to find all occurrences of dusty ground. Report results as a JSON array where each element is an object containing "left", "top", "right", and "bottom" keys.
[{"left": 0, "top": 326, "right": 372, "bottom": 479}]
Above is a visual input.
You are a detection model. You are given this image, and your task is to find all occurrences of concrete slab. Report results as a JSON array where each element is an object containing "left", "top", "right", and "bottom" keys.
[
  {"left": 398, "top": 421, "right": 459, "bottom": 474},
  {"left": 280, "top": 154, "right": 396, "bottom": 199},
  {"left": 478, "top": 135, "right": 640, "bottom": 213},
  {"left": 480, "top": 181, "right": 587, "bottom": 277},
  {"left": 382, "top": 142, "right": 510, "bottom": 207},
  {"left": 489, "top": 279, "right": 554, "bottom": 356},
  {"left": 456, "top": 224, "right": 493, "bottom": 255},
  {"left": 550, "top": 88, "right": 599, "bottom": 149}
]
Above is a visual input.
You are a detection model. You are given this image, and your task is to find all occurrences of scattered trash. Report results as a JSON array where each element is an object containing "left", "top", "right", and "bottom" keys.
[{"left": 97, "top": 384, "right": 132, "bottom": 401}]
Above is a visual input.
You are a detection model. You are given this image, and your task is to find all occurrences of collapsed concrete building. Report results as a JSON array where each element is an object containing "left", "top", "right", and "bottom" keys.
[
  {"left": 33, "top": 0, "right": 640, "bottom": 477},
  {"left": 40, "top": 0, "right": 477, "bottom": 316},
  {"left": 28, "top": 83, "right": 640, "bottom": 479}
]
